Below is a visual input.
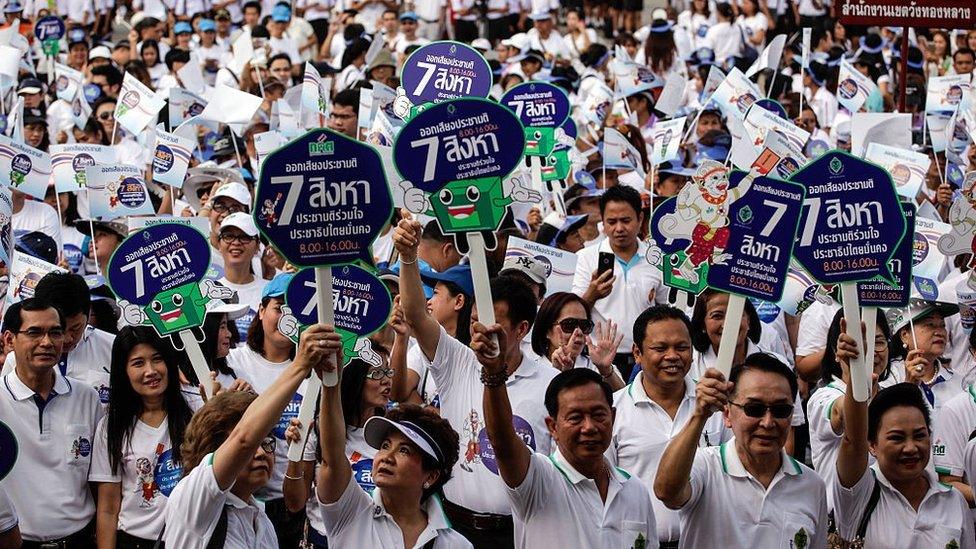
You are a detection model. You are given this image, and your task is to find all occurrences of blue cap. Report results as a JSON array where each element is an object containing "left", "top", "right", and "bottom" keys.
[
  {"left": 3, "top": 1, "right": 22, "bottom": 13},
  {"left": 399, "top": 11, "right": 419, "bottom": 21},
  {"left": 552, "top": 214, "right": 588, "bottom": 246},
  {"left": 198, "top": 19, "right": 216, "bottom": 32},
  {"left": 68, "top": 28, "right": 87, "bottom": 45},
  {"left": 174, "top": 21, "right": 193, "bottom": 34},
  {"left": 262, "top": 272, "right": 293, "bottom": 299},
  {"left": 420, "top": 264, "right": 475, "bottom": 297},
  {"left": 271, "top": 4, "right": 291, "bottom": 22}
]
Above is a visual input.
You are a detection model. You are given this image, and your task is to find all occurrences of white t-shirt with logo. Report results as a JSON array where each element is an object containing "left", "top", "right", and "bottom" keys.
[
  {"left": 218, "top": 276, "right": 267, "bottom": 335},
  {"left": 228, "top": 346, "right": 305, "bottom": 500},
  {"left": 302, "top": 426, "right": 377, "bottom": 537},
  {"left": 427, "top": 325, "right": 557, "bottom": 514},
  {"left": 90, "top": 415, "right": 182, "bottom": 540}
]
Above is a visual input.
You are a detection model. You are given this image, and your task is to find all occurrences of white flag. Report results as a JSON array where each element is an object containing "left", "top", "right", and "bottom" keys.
[
  {"left": 151, "top": 126, "right": 196, "bottom": 188},
  {"left": 836, "top": 58, "right": 878, "bottom": 114},
  {"left": 650, "top": 117, "right": 686, "bottom": 166},
  {"left": 745, "top": 34, "right": 787, "bottom": 78},
  {"left": 0, "top": 135, "right": 52, "bottom": 200},
  {"left": 0, "top": 45, "right": 19, "bottom": 89},
  {"left": 199, "top": 85, "right": 263, "bottom": 125},
  {"left": 54, "top": 62, "right": 84, "bottom": 103},
  {"left": 50, "top": 143, "right": 115, "bottom": 193},
  {"left": 709, "top": 67, "right": 762, "bottom": 122},
  {"left": 604, "top": 128, "right": 646, "bottom": 179},
  {"left": 115, "top": 72, "right": 165, "bottom": 135},
  {"left": 85, "top": 164, "right": 154, "bottom": 219}
]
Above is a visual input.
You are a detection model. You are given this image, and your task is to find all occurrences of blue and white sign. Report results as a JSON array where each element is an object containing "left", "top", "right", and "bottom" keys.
[
  {"left": 151, "top": 128, "right": 195, "bottom": 188},
  {"left": 500, "top": 82, "right": 571, "bottom": 129},
  {"left": 285, "top": 264, "right": 392, "bottom": 337},
  {"left": 107, "top": 223, "right": 211, "bottom": 307},
  {"left": 394, "top": 98, "right": 525, "bottom": 192},
  {"left": 857, "top": 202, "right": 914, "bottom": 307},
  {"left": 33, "top": 16, "right": 65, "bottom": 41},
  {"left": 705, "top": 173, "right": 805, "bottom": 302},
  {"left": 790, "top": 150, "right": 906, "bottom": 284},
  {"left": 85, "top": 165, "right": 154, "bottom": 219},
  {"left": 254, "top": 128, "right": 392, "bottom": 267},
  {"left": 50, "top": 143, "right": 114, "bottom": 194},
  {"left": 400, "top": 41, "right": 492, "bottom": 105}
]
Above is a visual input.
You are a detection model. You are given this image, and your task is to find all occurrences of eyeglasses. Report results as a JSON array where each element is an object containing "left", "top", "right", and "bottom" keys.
[
  {"left": 16, "top": 328, "right": 66, "bottom": 341},
  {"left": 729, "top": 401, "right": 793, "bottom": 419},
  {"left": 874, "top": 337, "right": 888, "bottom": 351},
  {"left": 557, "top": 318, "right": 594, "bottom": 335},
  {"left": 366, "top": 367, "right": 395, "bottom": 380},
  {"left": 211, "top": 201, "right": 245, "bottom": 214},
  {"left": 97, "top": 112, "right": 114, "bottom": 121},
  {"left": 260, "top": 435, "right": 276, "bottom": 453},
  {"left": 219, "top": 232, "right": 258, "bottom": 244}
]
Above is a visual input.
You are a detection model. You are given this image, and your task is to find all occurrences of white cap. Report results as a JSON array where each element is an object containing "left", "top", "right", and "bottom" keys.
[
  {"left": 88, "top": 45, "right": 111, "bottom": 60},
  {"left": 211, "top": 182, "right": 251, "bottom": 209},
  {"left": 651, "top": 8, "right": 668, "bottom": 20},
  {"left": 471, "top": 38, "right": 491, "bottom": 51},
  {"left": 502, "top": 33, "right": 530, "bottom": 52},
  {"left": 219, "top": 211, "right": 258, "bottom": 236}
]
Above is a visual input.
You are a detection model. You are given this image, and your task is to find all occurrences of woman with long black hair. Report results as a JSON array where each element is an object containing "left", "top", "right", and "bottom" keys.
[{"left": 90, "top": 326, "right": 195, "bottom": 548}]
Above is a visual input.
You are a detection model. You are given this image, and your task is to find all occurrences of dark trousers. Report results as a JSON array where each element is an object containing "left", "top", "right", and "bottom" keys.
[
  {"left": 454, "top": 19, "right": 479, "bottom": 43},
  {"left": 443, "top": 500, "right": 515, "bottom": 549},
  {"left": 116, "top": 530, "right": 160, "bottom": 549},
  {"left": 264, "top": 497, "right": 307, "bottom": 549},
  {"left": 22, "top": 521, "right": 95, "bottom": 549},
  {"left": 486, "top": 17, "right": 510, "bottom": 44}
]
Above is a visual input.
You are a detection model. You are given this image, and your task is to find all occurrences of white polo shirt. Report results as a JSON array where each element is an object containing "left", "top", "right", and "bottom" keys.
[
  {"left": 507, "top": 449, "right": 656, "bottom": 549},
  {"left": 572, "top": 240, "right": 665, "bottom": 354},
  {"left": 831, "top": 464, "right": 974, "bottom": 548},
  {"left": 427, "top": 325, "right": 557, "bottom": 514},
  {"left": 320, "top": 475, "right": 472, "bottom": 548},
  {"left": 795, "top": 301, "right": 840, "bottom": 358},
  {"left": 933, "top": 384, "right": 976, "bottom": 478},
  {"left": 610, "top": 374, "right": 730, "bottom": 542},
  {"left": 677, "top": 438, "right": 829, "bottom": 549},
  {"left": 0, "top": 370, "right": 101, "bottom": 541},
  {"left": 807, "top": 379, "right": 847, "bottom": 479},
  {"left": 164, "top": 453, "right": 278, "bottom": 549},
  {"left": 0, "top": 488, "right": 16, "bottom": 534}
]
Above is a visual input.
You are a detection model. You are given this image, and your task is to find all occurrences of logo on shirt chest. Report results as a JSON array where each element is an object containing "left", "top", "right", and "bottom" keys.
[
  {"left": 790, "top": 527, "right": 808, "bottom": 549},
  {"left": 70, "top": 436, "right": 92, "bottom": 460}
]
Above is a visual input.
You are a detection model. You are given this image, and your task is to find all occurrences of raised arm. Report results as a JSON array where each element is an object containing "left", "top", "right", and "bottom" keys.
[
  {"left": 655, "top": 367, "right": 731, "bottom": 508},
  {"left": 315, "top": 355, "right": 352, "bottom": 504},
  {"left": 473, "top": 321, "right": 531, "bottom": 488},
  {"left": 211, "top": 324, "right": 338, "bottom": 490},
  {"left": 392, "top": 215, "right": 442, "bottom": 359},
  {"left": 835, "top": 321, "right": 869, "bottom": 488}
]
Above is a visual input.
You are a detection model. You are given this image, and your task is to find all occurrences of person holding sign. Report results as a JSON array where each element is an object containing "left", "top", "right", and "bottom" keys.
[
  {"left": 163, "top": 323, "right": 340, "bottom": 548},
  {"left": 89, "top": 326, "right": 195, "bottom": 548},
  {"left": 885, "top": 301, "right": 963, "bottom": 416},
  {"left": 654, "top": 355, "right": 828, "bottom": 548},
  {"left": 226, "top": 274, "right": 308, "bottom": 546},
  {"left": 572, "top": 186, "right": 665, "bottom": 378},
  {"left": 473, "top": 327, "right": 657, "bottom": 549},
  {"left": 0, "top": 298, "right": 102, "bottom": 546},
  {"left": 832, "top": 331, "right": 974, "bottom": 549},
  {"left": 315, "top": 373, "right": 471, "bottom": 548},
  {"left": 393, "top": 217, "right": 556, "bottom": 549}
]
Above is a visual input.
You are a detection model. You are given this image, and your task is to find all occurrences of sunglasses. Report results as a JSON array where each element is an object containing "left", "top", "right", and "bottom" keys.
[
  {"left": 97, "top": 112, "right": 114, "bottom": 121},
  {"left": 366, "top": 367, "right": 395, "bottom": 380},
  {"left": 260, "top": 435, "right": 276, "bottom": 453},
  {"left": 729, "top": 401, "right": 793, "bottom": 419},
  {"left": 558, "top": 318, "right": 594, "bottom": 335}
]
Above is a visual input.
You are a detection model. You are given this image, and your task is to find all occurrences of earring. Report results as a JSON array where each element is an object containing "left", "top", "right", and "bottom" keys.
[{"left": 423, "top": 482, "right": 430, "bottom": 489}]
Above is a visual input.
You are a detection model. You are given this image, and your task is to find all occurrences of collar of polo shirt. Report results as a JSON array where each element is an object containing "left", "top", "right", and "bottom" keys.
[
  {"left": 719, "top": 437, "right": 802, "bottom": 478},
  {"left": 548, "top": 447, "right": 629, "bottom": 485},
  {"left": 370, "top": 486, "right": 452, "bottom": 531},
  {"left": 869, "top": 461, "right": 951, "bottom": 495},
  {"left": 627, "top": 372, "right": 696, "bottom": 406},
  {"left": 4, "top": 369, "right": 71, "bottom": 401}
]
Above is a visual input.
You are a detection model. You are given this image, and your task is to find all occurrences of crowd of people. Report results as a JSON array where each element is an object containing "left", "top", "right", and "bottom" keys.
[{"left": 0, "top": 0, "right": 973, "bottom": 548}]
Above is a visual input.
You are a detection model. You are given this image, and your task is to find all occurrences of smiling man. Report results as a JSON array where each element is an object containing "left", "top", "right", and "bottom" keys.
[
  {"left": 0, "top": 298, "right": 102, "bottom": 545},
  {"left": 610, "top": 306, "right": 729, "bottom": 547},
  {"left": 654, "top": 354, "right": 828, "bottom": 548},
  {"left": 472, "top": 326, "right": 657, "bottom": 549},
  {"left": 217, "top": 213, "right": 267, "bottom": 335}
]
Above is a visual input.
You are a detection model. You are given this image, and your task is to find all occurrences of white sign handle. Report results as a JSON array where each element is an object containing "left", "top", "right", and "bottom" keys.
[
  {"left": 287, "top": 266, "right": 336, "bottom": 463},
  {"left": 466, "top": 232, "right": 499, "bottom": 356},
  {"left": 178, "top": 329, "right": 213, "bottom": 399},
  {"left": 841, "top": 283, "right": 870, "bottom": 402},
  {"left": 861, "top": 305, "right": 877, "bottom": 395},
  {"left": 530, "top": 155, "right": 543, "bottom": 195},
  {"left": 714, "top": 293, "right": 745, "bottom": 379}
]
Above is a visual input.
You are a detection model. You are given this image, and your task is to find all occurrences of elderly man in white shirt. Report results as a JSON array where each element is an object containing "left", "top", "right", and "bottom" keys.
[
  {"left": 655, "top": 354, "right": 829, "bottom": 549},
  {"left": 611, "top": 306, "right": 730, "bottom": 547},
  {"left": 473, "top": 322, "right": 658, "bottom": 549}
]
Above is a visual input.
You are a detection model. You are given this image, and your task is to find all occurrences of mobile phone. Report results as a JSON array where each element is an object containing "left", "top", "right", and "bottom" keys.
[{"left": 597, "top": 252, "right": 615, "bottom": 277}]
